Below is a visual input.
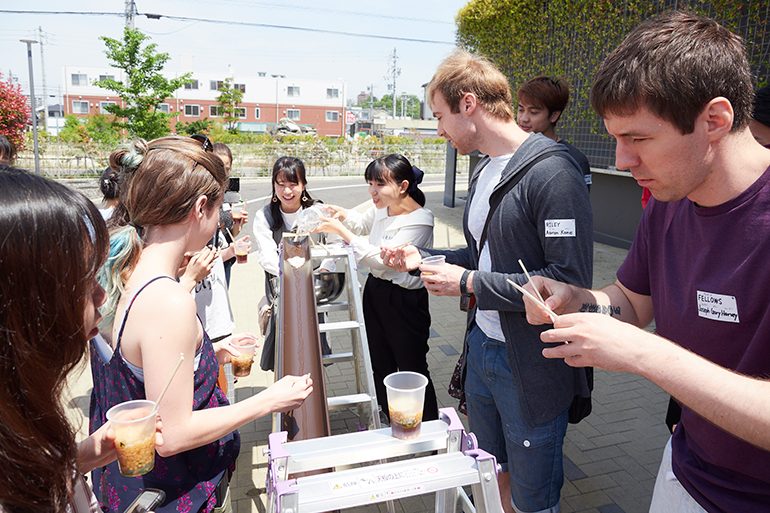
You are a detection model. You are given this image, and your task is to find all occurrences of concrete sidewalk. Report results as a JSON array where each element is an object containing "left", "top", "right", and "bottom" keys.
[{"left": 64, "top": 181, "right": 670, "bottom": 513}]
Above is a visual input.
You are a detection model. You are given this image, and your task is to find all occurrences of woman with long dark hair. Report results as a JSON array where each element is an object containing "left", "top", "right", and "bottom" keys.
[
  {"left": 314, "top": 153, "right": 439, "bottom": 423},
  {"left": 92, "top": 137, "right": 312, "bottom": 513},
  {"left": 253, "top": 156, "right": 335, "bottom": 371},
  {"left": 0, "top": 166, "right": 163, "bottom": 512}
]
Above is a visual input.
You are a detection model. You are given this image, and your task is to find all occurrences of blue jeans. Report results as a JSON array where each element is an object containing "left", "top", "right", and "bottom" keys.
[{"left": 466, "top": 324, "right": 567, "bottom": 513}]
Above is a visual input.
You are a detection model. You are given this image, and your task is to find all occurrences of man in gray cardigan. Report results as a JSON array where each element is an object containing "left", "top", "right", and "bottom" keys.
[{"left": 383, "top": 50, "right": 593, "bottom": 513}]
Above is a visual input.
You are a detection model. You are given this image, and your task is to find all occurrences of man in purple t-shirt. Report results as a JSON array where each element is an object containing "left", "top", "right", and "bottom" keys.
[{"left": 519, "top": 11, "right": 770, "bottom": 513}]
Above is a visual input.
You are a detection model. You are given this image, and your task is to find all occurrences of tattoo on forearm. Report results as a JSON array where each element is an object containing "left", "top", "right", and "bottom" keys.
[{"left": 579, "top": 303, "right": 621, "bottom": 316}]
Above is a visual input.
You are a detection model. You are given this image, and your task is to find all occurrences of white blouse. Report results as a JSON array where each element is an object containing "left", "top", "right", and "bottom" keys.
[{"left": 344, "top": 206, "right": 434, "bottom": 290}]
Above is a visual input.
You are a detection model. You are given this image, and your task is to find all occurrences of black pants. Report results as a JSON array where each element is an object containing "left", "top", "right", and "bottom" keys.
[{"left": 363, "top": 275, "right": 438, "bottom": 422}]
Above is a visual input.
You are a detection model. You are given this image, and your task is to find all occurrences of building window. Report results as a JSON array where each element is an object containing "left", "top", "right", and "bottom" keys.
[
  {"left": 158, "top": 103, "right": 170, "bottom": 114},
  {"left": 326, "top": 111, "right": 339, "bottom": 123},
  {"left": 184, "top": 104, "right": 200, "bottom": 117},
  {"left": 234, "top": 83, "right": 246, "bottom": 93},
  {"left": 326, "top": 88, "right": 339, "bottom": 99},
  {"left": 100, "top": 101, "right": 116, "bottom": 114},
  {"left": 286, "top": 109, "right": 300, "bottom": 121},
  {"left": 210, "top": 80, "right": 222, "bottom": 91},
  {"left": 184, "top": 80, "right": 199, "bottom": 90},
  {"left": 210, "top": 105, "right": 222, "bottom": 117},
  {"left": 258, "top": 72, "right": 266, "bottom": 77},
  {"left": 287, "top": 86, "right": 300, "bottom": 97},
  {"left": 235, "top": 107, "right": 246, "bottom": 118},
  {"left": 254, "top": 107, "right": 261, "bottom": 119},
  {"left": 72, "top": 100, "right": 89, "bottom": 114},
  {"left": 99, "top": 75, "right": 115, "bottom": 82},
  {"left": 71, "top": 74, "right": 87, "bottom": 86}
]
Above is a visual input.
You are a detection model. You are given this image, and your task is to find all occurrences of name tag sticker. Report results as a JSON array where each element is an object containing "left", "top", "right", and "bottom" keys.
[
  {"left": 697, "top": 291, "right": 740, "bottom": 323},
  {"left": 545, "top": 219, "right": 576, "bottom": 237}
]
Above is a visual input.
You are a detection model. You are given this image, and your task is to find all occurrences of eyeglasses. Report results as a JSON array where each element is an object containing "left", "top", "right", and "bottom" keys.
[{"left": 190, "top": 134, "right": 213, "bottom": 171}]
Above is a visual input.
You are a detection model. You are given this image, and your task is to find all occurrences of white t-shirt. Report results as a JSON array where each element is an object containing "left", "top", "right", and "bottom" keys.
[
  {"left": 467, "top": 153, "right": 514, "bottom": 342},
  {"left": 344, "top": 205, "right": 434, "bottom": 290},
  {"left": 193, "top": 253, "right": 235, "bottom": 340},
  {"left": 254, "top": 207, "right": 301, "bottom": 276}
]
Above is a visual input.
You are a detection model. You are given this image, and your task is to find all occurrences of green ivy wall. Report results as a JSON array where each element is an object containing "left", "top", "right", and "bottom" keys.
[{"left": 456, "top": 0, "right": 769, "bottom": 169}]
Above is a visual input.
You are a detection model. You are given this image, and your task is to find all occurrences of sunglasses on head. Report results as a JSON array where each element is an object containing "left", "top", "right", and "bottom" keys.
[{"left": 190, "top": 134, "right": 213, "bottom": 171}]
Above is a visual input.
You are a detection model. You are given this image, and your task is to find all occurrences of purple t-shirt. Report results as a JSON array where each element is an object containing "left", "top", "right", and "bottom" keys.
[{"left": 618, "top": 165, "right": 770, "bottom": 512}]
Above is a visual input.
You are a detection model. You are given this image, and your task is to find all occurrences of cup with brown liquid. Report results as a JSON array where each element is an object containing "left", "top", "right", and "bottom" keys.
[
  {"left": 231, "top": 336, "right": 258, "bottom": 377},
  {"left": 384, "top": 371, "right": 429, "bottom": 439}
]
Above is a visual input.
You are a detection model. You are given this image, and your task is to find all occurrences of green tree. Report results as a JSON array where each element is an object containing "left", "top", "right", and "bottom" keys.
[
  {"left": 0, "top": 71, "right": 30, "bottom": 153},
  {"left": 175, "top": 118, "right": 214, "bottom": 136},
  {"left": 96, "top": 27, "right": 192, "bottom": 140},
  {"left": 215, "top": 78, "right": 244, "bottom": 133}
]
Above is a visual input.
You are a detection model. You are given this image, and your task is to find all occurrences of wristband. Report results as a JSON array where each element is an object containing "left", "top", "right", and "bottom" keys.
[{"left": 460, "top": 269, "right": 473, "bottom": 297}]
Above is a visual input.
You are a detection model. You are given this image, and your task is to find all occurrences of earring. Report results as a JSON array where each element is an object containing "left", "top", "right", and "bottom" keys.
[
  {"left": 301, "top": 191, "right": 308, "bottom": 202},
  {"left": 272, "top": 196, "right": 278, "bottom": 203}
]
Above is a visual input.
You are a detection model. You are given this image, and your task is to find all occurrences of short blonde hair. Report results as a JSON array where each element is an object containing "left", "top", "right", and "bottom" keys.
[{"left": 427, "top": 49, "right": 514, "bottom": 121}]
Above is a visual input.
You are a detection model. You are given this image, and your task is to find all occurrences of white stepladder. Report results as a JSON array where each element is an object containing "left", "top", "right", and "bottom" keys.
[
  {"left": 273, "top": 244, "right": 382, "bottom": 432},
  {"left": 265, "top": 408, "right": 503, "bottom": 513}
]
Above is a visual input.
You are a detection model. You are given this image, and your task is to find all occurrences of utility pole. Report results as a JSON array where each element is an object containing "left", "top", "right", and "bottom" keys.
[
  {"left": 386, "top": 48, "right": 400, "bottom": 118},
  {"left": 125, "top": 0, "right": 136, "bottom": 29},
  {"left": 20, "top": 39, "right": 40, "bottom": 175},
  {"left": 38, "top": 27, "right": 48, "bottom": 135}
]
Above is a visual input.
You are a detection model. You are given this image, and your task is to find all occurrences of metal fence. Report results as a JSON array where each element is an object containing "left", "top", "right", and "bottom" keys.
[{"left": 14, "top": 140, "right": 465, "bottom": 179}]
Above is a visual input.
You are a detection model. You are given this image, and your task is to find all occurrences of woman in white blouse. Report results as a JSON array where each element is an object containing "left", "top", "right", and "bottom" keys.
[
  {"left": 315, "top": 154, "right": 439, "bottom": 423},
  {"left": 253, "top": 156, "right": 334, "bottom": 371}
]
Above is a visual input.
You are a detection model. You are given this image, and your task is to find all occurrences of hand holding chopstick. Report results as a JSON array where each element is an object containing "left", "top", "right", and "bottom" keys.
[{"left": 507, "top": 278, "right": 560, "bottom": 325}]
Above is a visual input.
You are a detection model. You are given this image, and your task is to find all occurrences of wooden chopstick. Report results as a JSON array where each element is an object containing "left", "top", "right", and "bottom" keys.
[
  {"left": 518, "top": 259, "right": 547, "bottom": 306},
  {"left": 391, "top": 241, "right": 413, "bottom": 249},
  {"left": 507, "top": 279, "right": 559, "bottom": 324}
]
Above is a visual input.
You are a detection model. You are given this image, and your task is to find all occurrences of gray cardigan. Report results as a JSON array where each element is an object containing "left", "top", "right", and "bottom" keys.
[{"left": 428, "top": 133, "right": 594, "bottom": 427}]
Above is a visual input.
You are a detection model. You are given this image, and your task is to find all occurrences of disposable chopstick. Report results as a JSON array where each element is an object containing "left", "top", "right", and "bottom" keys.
[
  {"left": 518, "top": 259, "right": 547, "bottom": 305},
  {"left": 506, "top": 279, "right": 559, "bottom": 324},
  {"left": 391, "top": 241, "right": 412, "bottom": 249}
]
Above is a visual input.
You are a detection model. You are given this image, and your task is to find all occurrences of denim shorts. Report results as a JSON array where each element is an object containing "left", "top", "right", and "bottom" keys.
[{"left": 465, "top": 324, "right": 568, "bottom": 513}]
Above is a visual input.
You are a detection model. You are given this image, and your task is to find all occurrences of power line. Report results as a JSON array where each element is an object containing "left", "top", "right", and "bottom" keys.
[{"left": 0, "top": 10, "right": 454, "bottom": 45}]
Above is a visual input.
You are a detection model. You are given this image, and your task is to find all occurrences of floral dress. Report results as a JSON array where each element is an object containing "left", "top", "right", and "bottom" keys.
[{"left": 89, "top": 277, "right": 240, "bottom": 513}]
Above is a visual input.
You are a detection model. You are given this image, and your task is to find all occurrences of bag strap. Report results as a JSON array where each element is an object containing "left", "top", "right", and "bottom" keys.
[{"left": 478, "top": 150, "right": 568, "bottom": 253}]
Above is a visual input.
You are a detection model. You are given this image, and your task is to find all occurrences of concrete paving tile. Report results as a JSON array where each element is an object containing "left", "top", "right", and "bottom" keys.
[
  {"left": 572, "top": 474, "right": 619, "bottom": 494},
  {"left": 563, "top": 490, "right": 614, "bottom": 511}
]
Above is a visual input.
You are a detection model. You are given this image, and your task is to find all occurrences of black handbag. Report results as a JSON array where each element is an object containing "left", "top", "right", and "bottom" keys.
[{"left": 568, "top": 367, "right": 593, "bottom": 424}]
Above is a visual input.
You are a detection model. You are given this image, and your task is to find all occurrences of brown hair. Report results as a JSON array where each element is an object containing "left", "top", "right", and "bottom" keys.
[
  {"left": 212, "top": 142, "right": 232, "bottom": 163},
  {"left": 99, "top": 136, "right": 227, "bottom": 329},
  {"left": 0, "top": 167, "right": 109, "bottom": 511},
  {"left": 517, "top": 76, "right": 570, "bottom": 124},
  {"left": 426, "top": 49, "right": 514, "bottom": 121},
  {"left": 591, "top": 10, "right": 753, "bottom": 134}
]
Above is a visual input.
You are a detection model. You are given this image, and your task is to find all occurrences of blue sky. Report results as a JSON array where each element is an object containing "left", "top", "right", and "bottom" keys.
[{"left": 1, "top": 0, "right": 467, "bottom": 106}]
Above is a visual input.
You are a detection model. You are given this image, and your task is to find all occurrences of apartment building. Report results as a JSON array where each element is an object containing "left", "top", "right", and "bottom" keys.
[{"left": 62, "top": 65, "right": 347, "bottom": 137}]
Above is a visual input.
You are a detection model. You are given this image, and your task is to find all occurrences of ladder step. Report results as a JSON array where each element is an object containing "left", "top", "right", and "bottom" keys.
[
  {"left": 317, "top": 301, "right": 349, "bottom": 313},
  {"left": 319, "top": 320, "right": 361, "bottom": 333},
  {"left": 327, "top": 393, "right": 373, "bottom": 409},
  {"left": 322, "top": 352, "right": 354, "bottom": 364},
  {"left": 289, "top": 452, "right": 482, "bottom": 513}
]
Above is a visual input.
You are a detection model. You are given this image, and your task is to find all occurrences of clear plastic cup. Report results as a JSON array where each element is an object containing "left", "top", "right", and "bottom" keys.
[
  {"left": 420, "top": 255, "right": 446, "bottom": 276},
  {"left": 384, "top": 371, "right": 429, "bottom": 439},
  {"left": 106, "top": 399, "right": 157, "bottom": 477},
  {"left": 234, "top": 240, "right": 249, "bottom": 264},
  {"left": 231, "top": 336, "right": 258, "bottom": 377},
  {"left": 231, "top": 203, "right": 246, "bottom": 227}
]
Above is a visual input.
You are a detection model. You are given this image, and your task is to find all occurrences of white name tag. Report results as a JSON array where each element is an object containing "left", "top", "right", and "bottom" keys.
[
  {"left": 545, "top": 219, "right": 576, "bottom": 237},
  {"left": 697, "top": 291, "right": 740, "bottom": 323}
]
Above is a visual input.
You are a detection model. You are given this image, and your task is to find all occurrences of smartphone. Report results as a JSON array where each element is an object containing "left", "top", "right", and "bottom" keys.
[{"left": 123, "top": 488, "right": 166, "bottom": 513}]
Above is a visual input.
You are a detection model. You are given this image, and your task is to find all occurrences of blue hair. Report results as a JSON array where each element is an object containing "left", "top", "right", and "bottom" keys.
[{"left": 97, "top": 225, "right": 143, "bottom": 332}]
